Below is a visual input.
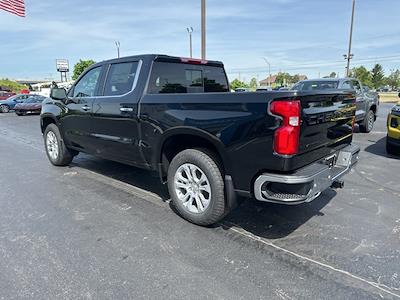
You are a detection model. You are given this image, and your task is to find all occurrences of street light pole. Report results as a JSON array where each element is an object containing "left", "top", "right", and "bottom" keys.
[
  {"left": 345, "top": 0, "right": 355, "bottom": 77},
  {"left": 115, "top": 41, "right": 120, "bottom": 58},
  {"left": 187, "top": 27, "right": 193, "bottom": 58},
  {"left": 201, "top": 0, "right": 206, "bottom": 60},
  {"left": 262, "top": 58, "right": 271, "bottom": 87}
]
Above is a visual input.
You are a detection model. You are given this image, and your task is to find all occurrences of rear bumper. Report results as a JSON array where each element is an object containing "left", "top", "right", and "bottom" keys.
[{"left": 254, "top": 144, "right": 360, "bottom": 204}]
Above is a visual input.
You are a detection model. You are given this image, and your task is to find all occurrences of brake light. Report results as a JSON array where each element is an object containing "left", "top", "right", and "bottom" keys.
[
  {"left": 180, "top": 57, "right": 208, "bottom": 64},
  {"left": 270, "top": 100, "right": 301, "bottom": 156}
]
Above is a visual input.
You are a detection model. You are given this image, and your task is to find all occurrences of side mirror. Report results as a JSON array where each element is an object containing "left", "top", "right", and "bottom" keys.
[
  {"left": 50, "top": 88, "right": 67, "bottom": 101},
  {"left": 398, "top": 92, "right": 400, "bottom": 98}
]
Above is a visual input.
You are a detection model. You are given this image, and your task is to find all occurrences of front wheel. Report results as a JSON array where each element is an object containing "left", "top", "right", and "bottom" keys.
[
  {"left": 167, "top": 149, "right": 227, "bottom": 226},
  {"left": 360, "top": 110, "right": 375, "bottom": 133},
  {"left": 44, "top": 124, "right": 74, "bottom": 166},
  {"left": 0, "top": 104, "right": 10, "bottom": 113}
]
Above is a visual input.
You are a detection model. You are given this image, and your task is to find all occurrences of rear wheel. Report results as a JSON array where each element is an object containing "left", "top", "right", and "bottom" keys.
[
  {"left": 15, "top": 110, "right": 24, "bottom": 116},
  {"left": 360, "top": 110, "right": 375, "bottom": 133},
  {"left": 0, "top": 104, "right": 10, "bottom": 113},
  {"left": 44, "top": 124, "right": 74, "bottom": 166},
  {"left": 167, "top": 149, "right": 226, "bottom": 226}
]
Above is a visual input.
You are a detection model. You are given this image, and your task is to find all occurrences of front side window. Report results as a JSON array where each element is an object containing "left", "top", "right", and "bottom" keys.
[
  {"left": 352, "top": 80, "right": 361, "bottom": 94},
  {"left": 103, "top": 62, "right": 139, "bottom": 96},
  {"left": 341, "top": 81, "right": 353, "bottom": 89},
  {"left": 73, "top": 67, "right": 101, "bottom": 98}
]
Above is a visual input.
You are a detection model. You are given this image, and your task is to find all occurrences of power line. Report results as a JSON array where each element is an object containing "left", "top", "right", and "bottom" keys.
[{"left": 227, "top": 54, "right": 400, "bottom": 74}]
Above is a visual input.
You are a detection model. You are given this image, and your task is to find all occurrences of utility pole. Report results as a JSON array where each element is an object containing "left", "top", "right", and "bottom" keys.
[
  {"left": 187, "top": 27, "right": 194, "bottom": 58},
  {"left": 344, "top": 0, "right": 355, "bottom": 77},
  {"left": 115, "top": 41, "right": 120, "bottom": 58},
  {"left": 262, "top": 58, "right": 272, "bottom": 86},
  {"left": 201, "top": 0, "right": 206, "bottom": 60}
]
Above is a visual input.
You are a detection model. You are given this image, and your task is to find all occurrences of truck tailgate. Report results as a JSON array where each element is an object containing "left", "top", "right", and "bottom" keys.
[{"left": 283, "top": 91, "right": 356, "bottom": 171}]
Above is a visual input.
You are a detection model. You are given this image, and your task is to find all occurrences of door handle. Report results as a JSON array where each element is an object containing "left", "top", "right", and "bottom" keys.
[
  {"left": 81, "top": 105, "right": 91, "bottom": 111},
  {"left": 120, "top": 107, "right": 134, "bottom": 112}
]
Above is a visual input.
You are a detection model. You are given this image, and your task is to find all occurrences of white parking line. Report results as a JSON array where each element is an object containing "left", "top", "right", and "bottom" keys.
[{"left": 222, "top": 221, "right": 400, "bottom": 299}]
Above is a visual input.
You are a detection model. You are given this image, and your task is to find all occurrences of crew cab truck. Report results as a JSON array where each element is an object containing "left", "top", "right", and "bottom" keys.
[
  {"left": 292, "top": 78, "right": 379, "bottom": 133},
  {"left": 41, "top": 55, "right": 360, "bottom": 226}
]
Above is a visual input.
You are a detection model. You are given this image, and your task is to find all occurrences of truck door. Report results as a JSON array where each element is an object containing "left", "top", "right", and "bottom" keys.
[
  {"left": 60, "top": 66, "right": 103, "bottom": 153},
  {"left": 90, "top": 60, "right": 145, "bottom": 166},
  {"left": 351, "top": 80, "right": 366, "bottom": 122}
]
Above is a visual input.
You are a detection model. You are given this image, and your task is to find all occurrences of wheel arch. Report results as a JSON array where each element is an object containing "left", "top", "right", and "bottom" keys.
[
  {"left": 40, "top": 114, "right": 58, "bottom": 134},
  {"left": 156, "top": 127, "right": 232, "bottom": 180}
]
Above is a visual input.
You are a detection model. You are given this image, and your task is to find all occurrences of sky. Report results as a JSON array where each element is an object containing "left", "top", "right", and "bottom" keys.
[{"left": 0, "top": 0, "right": 400, "bottom": 82}]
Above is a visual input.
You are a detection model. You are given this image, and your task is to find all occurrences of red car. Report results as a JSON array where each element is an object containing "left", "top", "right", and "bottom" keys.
[
  {"left": 14, "top": 95, "right": 46, "bottom": 116},
  {"left": 0, "top": 91, "right": 16, "bottom": 100}
]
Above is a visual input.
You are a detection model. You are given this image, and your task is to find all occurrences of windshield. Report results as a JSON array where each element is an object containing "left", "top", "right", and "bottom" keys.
[{"left": 292, "top": 81, "right": 339, "bottom": 91}]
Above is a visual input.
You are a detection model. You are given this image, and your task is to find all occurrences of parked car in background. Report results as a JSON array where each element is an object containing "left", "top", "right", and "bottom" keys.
[
  {"left": 256, "top": 86, "right": 272, "bottom": 92},
  {"left": 41, "top": 54, "right": 359, "bottom": 226},
  {"left": 386, "top": 94, "right": 400, "bottom": 155},
  {"left": 14, "top": 95, "right": 46, "bottom": 116},
  {"left": 234, "top": 88, "right": 250, "bottom": 92},
  {"left": 0, "top": 94, "right": 32, "bottom": 113},
  {"left": 292, "top": 78, "right": 379, "bottom": 133},
  {"left": 0, "top": 91, "right": 16, "bottom": 101}
]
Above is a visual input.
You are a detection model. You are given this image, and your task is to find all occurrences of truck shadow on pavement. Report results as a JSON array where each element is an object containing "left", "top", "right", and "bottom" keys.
[
  {"left": 72, "top": 153, "right": 335, "bottom": 239},
  {"left": 223, "top": 190, "right": 335, "bottom": 239},
  {"left": 364, "top": 136, "right": 399, "bottom": 160}
]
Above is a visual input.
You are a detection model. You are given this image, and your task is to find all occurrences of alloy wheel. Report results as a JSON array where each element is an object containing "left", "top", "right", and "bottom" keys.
[{"left": 174, "top": 163, "right": 212, "bottom": 214}]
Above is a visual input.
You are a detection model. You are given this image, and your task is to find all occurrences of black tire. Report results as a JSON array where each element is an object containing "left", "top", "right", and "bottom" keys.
[
  {"left": 386, "top": 137, "right": 398, "bottom": 155},
  {"left": 15, "top": 111, "right": 24, "bottom": 116},
  {"left": 44, "top": 124, "right": 74, "bottom": 166},
  {"left": 0, "top": 104, "right": 10, "bottom": 113},
  {"left": 167, "top": 149, "right": 226, "bottom": 226},
  {"left": 359, "top": 110, "right": 375, "bottom": 133}
]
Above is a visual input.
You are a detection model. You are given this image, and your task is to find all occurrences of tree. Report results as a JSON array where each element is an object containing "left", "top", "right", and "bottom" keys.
[
  {"left": 72, "top": 59, "right": 96, "bottom": 80},
  {"left": 329, "top": 72, "right": 337, "bottom": 78},
  {"left": 371, "top": 64, "right": 385, "bottom": 89},
  {"left": 275, "top": 72, "right": 292, "bottom": 86},
  {"left": 292, "top": 74, "right": 300, "bottom": 83},
  {"left": 249, "top": 77, "right": 258, "bottom": 89},
  {"left": 349, "top": 66, "right": 372, "bottom": 87},
  {"left": 0, "top": 78, "right": 28, "bottom": 93},
  {"left": 386, "top": 69, "right": 400, "bottom": 90},
  {"left": 230, "top": 79, "right": 249, "bottom": 90}
]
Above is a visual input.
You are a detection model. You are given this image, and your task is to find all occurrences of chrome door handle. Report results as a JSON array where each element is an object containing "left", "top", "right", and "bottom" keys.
[
  {"left": 120, "top": 107, "right": 134, "bottom": 112},
  {"left": 81, "top": 105, "right": 91, "bottom": 111}
]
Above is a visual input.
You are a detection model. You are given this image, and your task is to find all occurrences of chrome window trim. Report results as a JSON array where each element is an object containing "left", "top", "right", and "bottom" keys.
[{"left": 96, "top": 59, "right": 143, "bottom": 98}]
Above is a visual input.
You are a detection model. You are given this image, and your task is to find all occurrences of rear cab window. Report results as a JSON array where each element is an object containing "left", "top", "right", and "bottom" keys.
[{"left": 148, "top": 61, "right": 229, "bottom": 94}]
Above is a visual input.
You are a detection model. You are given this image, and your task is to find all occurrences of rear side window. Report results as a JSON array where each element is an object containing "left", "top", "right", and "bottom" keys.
[
  {"left": 104, "top": 62, "right": 139, "bottom": 96},
  {"left": 148, "top": 62, "right": 228, "bottom": 94}
]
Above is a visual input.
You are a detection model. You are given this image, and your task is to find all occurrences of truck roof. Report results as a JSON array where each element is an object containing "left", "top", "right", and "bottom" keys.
[
  {"left": 93, "top": 54, "right": 224, "bottom": 68},
  {"left": 299, "top": 78, "right": 357, "bottom": 82}
]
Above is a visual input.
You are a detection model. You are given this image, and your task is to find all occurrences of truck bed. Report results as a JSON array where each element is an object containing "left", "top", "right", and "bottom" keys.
[{"left": 139, "top": 90, "right": 356, "bottom": 192}]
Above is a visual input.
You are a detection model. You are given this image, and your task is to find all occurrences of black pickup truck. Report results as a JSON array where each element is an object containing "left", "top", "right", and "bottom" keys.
[{"left": 41, "top": 54, "right": 360, "bottom": 226}]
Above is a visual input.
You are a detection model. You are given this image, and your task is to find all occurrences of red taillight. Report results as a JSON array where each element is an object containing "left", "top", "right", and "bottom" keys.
[{"left": 270, "top": 100, "right": 301, "bottom": 156}]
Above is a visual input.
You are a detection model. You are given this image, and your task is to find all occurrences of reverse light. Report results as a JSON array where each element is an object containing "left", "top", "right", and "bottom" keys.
[{"left": 270, "top": 100, "right": 301, "bottom": 156}]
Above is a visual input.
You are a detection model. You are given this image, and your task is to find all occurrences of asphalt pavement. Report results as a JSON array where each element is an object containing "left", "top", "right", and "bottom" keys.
[{"left": 0, "top": 103, "right": 399, "bottom": 299}]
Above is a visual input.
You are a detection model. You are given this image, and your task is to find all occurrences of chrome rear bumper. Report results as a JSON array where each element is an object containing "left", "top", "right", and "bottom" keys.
[{"left": 254, "top": 144, "right": 360, "bottom": 204}]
